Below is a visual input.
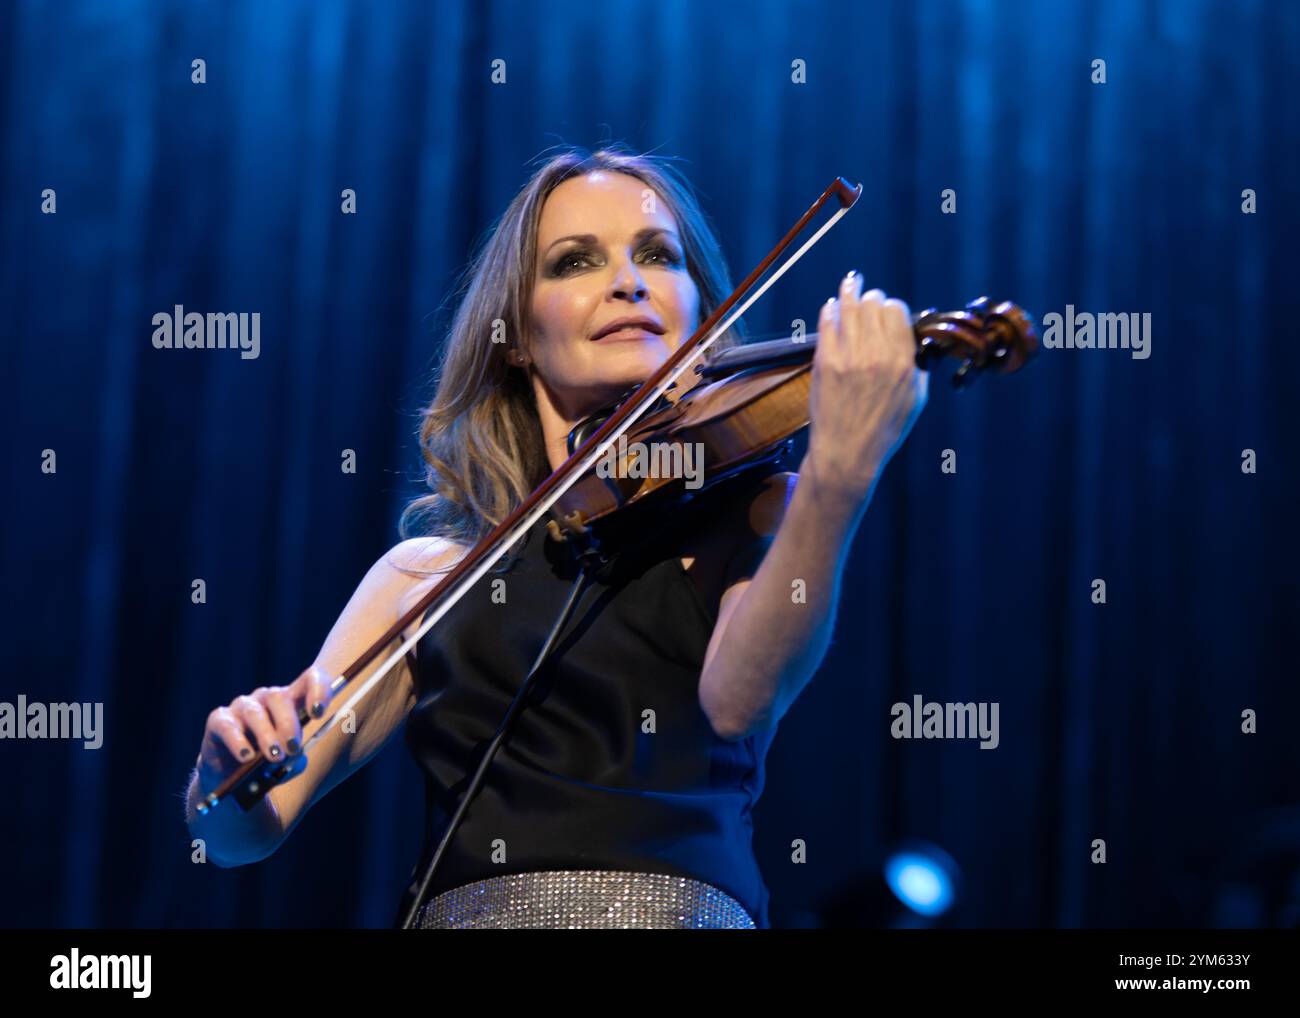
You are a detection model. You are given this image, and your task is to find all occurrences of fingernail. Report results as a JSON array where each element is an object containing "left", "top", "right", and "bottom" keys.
[
  {"left": 239, "top": 747, "right": 253, "bottom": 761},
  {"left": 311, "top": 701, "right": 324, "bottom": 718},
  {"left": 268, "top": 744, "right": 282, "bottom": 760},
  {"left": 845, "top": 269, "right": 858, "bottom": 281},
  {"left": 287, "top": 738, "right": 301, "bottom": 755}
]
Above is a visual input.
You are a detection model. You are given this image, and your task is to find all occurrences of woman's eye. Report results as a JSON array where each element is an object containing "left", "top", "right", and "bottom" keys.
[
  {"left": 553, "top": 251, "right": 592, "bottom": 276},
  {"left": 641, "top": 244, "right": 682, "bottom": 267}
]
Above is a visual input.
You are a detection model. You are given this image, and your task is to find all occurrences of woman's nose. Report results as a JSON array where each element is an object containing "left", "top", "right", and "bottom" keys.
[{"left": 608, "top": 259, "right": 648, "bottom": 301}]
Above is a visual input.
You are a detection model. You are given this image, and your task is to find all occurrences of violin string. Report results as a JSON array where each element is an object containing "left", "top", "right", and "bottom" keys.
[
  {"left": 723, "top": 327, "right": 816, "bottom": 345},
  {"left": 295, "top": 200, "right": 856, "bottom": 759}
]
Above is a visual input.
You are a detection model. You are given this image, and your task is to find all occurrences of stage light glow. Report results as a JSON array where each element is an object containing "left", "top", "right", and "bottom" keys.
[{"left": 884, "top": 847, "right": 957, "bottom": 917}]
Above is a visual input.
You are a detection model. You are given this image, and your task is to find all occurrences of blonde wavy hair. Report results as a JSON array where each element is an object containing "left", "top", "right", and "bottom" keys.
[{"left": 398, "top": 144, "right": 749, "bottom": 556}]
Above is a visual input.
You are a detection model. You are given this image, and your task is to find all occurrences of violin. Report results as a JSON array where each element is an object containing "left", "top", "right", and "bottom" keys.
[
  {"left": 550, "top": 295, "right": 1038, "bottom": 541},
  {"left": 194, "top": 175, "right": 1037, "bottom": 817}
]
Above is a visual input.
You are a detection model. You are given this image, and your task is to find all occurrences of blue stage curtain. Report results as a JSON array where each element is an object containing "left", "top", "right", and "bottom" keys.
[{"left": 1, "top": 0, "right": 1295, "bottom": 927}]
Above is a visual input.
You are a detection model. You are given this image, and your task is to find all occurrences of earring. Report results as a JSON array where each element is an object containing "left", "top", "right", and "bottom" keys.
[{"left": 510, "top": 349, "right": 529, "bottom": 367}]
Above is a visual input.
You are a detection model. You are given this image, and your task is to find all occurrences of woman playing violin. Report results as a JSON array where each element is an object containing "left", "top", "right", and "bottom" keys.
[{"left": 184, "top": 145, "right": 928, "bottom": 928}]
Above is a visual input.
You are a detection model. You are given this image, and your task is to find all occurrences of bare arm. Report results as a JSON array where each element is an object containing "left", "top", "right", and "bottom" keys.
[
  {"left": 698, "top": 274, "right": 928, "bottom": 741},
  {"left": 697, "top": 465, "right": 873, "bottom": 741},
  {"left": 184, "top": 537, "right": 461, "bottom": 866}
]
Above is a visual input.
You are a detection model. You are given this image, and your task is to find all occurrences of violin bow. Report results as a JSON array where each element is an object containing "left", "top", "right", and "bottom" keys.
[{"left": 196, "top": 176, "right": 863, "bottom": 815}]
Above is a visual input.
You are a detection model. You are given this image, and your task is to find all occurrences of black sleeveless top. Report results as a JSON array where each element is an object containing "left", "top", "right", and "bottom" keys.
[{"left": 399, "top": 473, "right": 780, "bottom": 928}]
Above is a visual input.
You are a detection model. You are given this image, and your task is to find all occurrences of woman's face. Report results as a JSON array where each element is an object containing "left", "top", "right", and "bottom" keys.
[{"left": 527, "top": 171, "right": 700, "bottom": 420}]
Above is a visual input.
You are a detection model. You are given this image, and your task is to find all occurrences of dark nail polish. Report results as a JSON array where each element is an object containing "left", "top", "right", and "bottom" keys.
[
  {"left": 239, "top": 747, "right": 253, "bottom": 761},
  {"left": 311, "top": 702, "right": 324, "bottom": 718},
  {"left": 268, "top": 744, "right": 282, "bottom": 760},
  {"left": 287, "top": 738, "right": 301, "bottom": 755}
]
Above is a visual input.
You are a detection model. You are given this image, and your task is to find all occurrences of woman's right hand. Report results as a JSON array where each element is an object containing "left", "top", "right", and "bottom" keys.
[{"left": 195, "top": 666, "right": 336, "bottom": 796}]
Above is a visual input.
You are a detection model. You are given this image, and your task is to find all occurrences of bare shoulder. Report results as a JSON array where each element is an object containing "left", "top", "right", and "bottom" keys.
[
  {"left": 740, "top": 470, "right": 798, "bottom": 538},
  {"left": 680, "top": 470, "right": 797, "bottom": 593},
  {"left": 380, "top": 537, "right": 469, "bottom": 637},
  {"left": 383, "top": 535, "right": 465, "bottom": 574},
  {"left": 700, "top": 469, "right": 797, "bottom": 551}
]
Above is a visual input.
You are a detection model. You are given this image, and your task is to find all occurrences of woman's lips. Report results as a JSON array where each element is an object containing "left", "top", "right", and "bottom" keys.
[{"left": 591, "top": 327, "right": 662, "bottom": 342}]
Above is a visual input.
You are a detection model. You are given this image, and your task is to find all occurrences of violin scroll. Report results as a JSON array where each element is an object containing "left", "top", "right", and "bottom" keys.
[{"left": 914, "top": 297, "right": 1039, "bottom": 388}]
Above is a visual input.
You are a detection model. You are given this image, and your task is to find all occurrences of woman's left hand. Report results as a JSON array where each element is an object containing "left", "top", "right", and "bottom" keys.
[{"left": 802, "top": 270, "right": 929, "bottom": 505}]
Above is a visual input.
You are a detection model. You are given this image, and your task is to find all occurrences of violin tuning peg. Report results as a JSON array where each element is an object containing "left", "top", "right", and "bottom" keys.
[{"left": 915, "top": 334, "right": 942, "bottom": 370}]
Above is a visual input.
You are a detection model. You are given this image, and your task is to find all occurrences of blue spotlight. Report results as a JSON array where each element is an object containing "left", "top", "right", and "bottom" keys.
[{"left": 884, "top": 842, "right": 959, "bottom": 919}]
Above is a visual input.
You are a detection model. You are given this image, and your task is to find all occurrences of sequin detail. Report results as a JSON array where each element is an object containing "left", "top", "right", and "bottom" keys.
[{"left": 416, "top": 869, "right": 757, "bottom": 929}]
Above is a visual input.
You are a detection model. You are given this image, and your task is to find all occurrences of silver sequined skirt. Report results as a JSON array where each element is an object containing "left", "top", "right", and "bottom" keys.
[{"left": 415, "top": 869, "right": 757, "bottom": 929}]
